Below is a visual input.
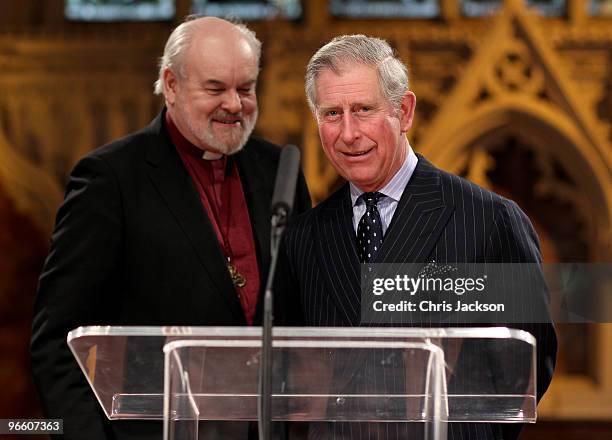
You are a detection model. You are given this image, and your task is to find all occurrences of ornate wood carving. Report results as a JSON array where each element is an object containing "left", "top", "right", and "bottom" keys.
[{"left": 0, "top": 34, "right": 163, "bottom": 233}]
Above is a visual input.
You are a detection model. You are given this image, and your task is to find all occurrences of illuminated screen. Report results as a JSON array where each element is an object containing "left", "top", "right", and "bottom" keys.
[
  {"left": 590, "top": 0, "right": 612, "bottom": 15},
  {"left": 65, "top": 0, "right": 175, "bottom": 21},
  {"left": 461, "top": 0, "right": 566, "bottom": 16},
  {"left": 191, "top": 0, "right": 302, "bottom": 20},
  {"left": 330, "top": 0, "right": 439, "bottom": 18}
]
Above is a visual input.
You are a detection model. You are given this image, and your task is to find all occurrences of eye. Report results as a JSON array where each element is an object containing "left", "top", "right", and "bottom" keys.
[
  {"left": 357, "top": 105, "right": 372, "bottom": 113},
  {"left": 206, "top": 88, "right": 224, "bottom": 95},
  {"left": 317, "top": 108, "right": 342, "bottom": 122},
  {"left": 238, "top": 87, "right": 254, "bottom": 95},
  {"left": 322, "top": 110, "right": 342, "bottom": 122}
]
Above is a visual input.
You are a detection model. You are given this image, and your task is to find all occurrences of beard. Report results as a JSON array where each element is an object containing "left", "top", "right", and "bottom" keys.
[{"left": 187, "top": 108, "right": 258, "bottom": 156}]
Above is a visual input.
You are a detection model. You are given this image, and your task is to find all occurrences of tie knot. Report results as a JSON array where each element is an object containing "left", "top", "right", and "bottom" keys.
[{"left": 362, "top": 192, "right": 383, "bottom": 207}]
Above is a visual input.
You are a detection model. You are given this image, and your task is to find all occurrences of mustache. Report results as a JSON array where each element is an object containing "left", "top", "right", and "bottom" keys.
[{"left": 210, "top": 110, "right": 246, "bottom": 123}]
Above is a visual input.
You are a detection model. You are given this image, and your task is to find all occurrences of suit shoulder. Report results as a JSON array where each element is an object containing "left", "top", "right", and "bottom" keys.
[
  {"left": 287, "top": 203, "right": 317, "bottom": 232},
  {"left": 436, "top": 166, "right": 518, "bottom": 212},
  {"left": 87, "top": 125, "right": 155, "bottom": 164},
  {"left": 432, "top": 162, "right": 537, "bottom": 241},
  {"left": 236, "top": 136, "right": 285, "bottom": 174},
  {"left": 245, "top": 136, "right": 283, "bottom": 159},
  {"left": 60, "top": 125, "right": 157, "bottom": 189},
  {"left": 288, "top": 184, "right": 345, "bottom": 231},
  {"left": 71, "top": 115, "right": 172, "bottom": 181}
]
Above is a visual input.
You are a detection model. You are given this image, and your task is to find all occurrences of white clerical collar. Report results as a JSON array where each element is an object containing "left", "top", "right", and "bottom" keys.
[{"left": 202, "top": 150, "right": 223, "bottom": 160}]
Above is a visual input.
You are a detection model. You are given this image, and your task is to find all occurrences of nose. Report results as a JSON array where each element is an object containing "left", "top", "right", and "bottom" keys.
[
  {"left": 222, "top": 90, "right": 242, "bottom": 114},
  {"left": 340, "top": 113, "right": 360, "bottom": 145}
]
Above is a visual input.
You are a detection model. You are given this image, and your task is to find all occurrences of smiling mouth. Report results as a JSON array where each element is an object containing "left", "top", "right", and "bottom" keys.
[
  {"left": 212, "top": 118, "right": 242, "bottom": 126},
  {"left": 343, "top": 147, "right": 374, "bottom": 157}
]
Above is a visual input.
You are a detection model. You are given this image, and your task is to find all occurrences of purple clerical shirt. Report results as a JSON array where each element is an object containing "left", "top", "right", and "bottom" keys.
[{"left": 165, "top": 112, "right": 260, "bottom": 325}]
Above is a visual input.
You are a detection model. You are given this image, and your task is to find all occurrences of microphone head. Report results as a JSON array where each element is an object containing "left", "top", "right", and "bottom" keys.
[{"left": 271, "top": 145, "right": 301, "bottom": 217}]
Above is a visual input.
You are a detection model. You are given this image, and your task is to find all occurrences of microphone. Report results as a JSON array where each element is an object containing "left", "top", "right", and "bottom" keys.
[
  {"left": 259, "top": 145, "right": 301, "bottom": 440},
  {"left": 270, "top": 145, "right": 301, "bottom": 224}
]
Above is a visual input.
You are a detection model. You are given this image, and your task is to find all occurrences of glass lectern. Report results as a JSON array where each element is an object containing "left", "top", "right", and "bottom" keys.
[{"left": 68, "top": 326, "right": 536, "bottom": 440}]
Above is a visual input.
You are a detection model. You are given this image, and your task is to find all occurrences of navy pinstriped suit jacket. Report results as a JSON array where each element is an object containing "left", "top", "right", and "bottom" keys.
[{"left": 280, "top": 155, "right": 557, "bottom": 440}]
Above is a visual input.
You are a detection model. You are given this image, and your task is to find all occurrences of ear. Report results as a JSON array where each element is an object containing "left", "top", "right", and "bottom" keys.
[
  {"left": 398, "top": 90, "right": 416, "bottom": 133},
  {"left": 163, "top": 68, "right": 179, "bottom": 106}
]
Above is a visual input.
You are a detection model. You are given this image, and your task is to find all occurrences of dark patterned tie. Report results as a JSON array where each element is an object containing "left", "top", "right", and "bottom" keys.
[{"left": 357, "top": 192, "right": 384, "bottom": 263}]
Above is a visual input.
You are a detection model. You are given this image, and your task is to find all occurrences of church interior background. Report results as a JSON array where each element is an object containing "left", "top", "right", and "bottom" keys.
[{"left": 0, "top": 0, "right": 610, "bottom": 438}]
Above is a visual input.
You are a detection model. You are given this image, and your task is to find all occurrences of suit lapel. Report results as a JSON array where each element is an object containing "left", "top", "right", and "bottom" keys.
[
  {"left": 378, "top": 155, "right": 454, "bottom": 265},
  {"left": 234, "top": 142, "right": 274, "bottom": 324},
  {"left": 315, "top": 185, "right": 362, "bottom": 326},
  {"left": 143, "top": 114, "right": 246, "bottom": 323}
]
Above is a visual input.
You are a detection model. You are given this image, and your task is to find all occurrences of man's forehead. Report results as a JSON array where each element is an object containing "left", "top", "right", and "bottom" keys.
[
  {"left": 316, "top": 63, "right": 378, "bottom": 85},
  {"left": 181, "top": 35, "right": 258, "bottom": 79},
  {"left": 315, "top": 64, "right": 382, "bottom": 106},
  {"left": 321, "top": 61, "right": 377, "bottom": 78},
  {"left": 190, "top": 34, "right": 256, "bottom": 60}
]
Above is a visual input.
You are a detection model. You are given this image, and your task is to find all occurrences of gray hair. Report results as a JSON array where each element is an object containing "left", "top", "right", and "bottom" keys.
[
  {"left": 153, "top": 15, "right": 262, "bottom": 95},
  {"left": 305, "top": 35, "right": 409, "bottom": 112}
]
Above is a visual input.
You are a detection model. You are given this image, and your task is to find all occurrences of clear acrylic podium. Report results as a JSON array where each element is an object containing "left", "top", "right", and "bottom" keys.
[{"left": 68, "top": 326, "right": 537, "bottom": 440}]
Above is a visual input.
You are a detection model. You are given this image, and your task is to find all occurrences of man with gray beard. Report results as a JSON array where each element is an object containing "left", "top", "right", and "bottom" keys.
[{"left": 30, "top": 16, "right": 310, "bottom": 440}]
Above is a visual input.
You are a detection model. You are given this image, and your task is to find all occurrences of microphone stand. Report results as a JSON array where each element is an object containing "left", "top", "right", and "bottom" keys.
[{"left": 258, "top": 205, "right": 289, "bottom": 440}]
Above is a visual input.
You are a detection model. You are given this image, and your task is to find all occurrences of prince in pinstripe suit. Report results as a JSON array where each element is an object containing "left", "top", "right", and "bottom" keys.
[{"left": 280, "top": 35, "right": 556, "bottom": 439}]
